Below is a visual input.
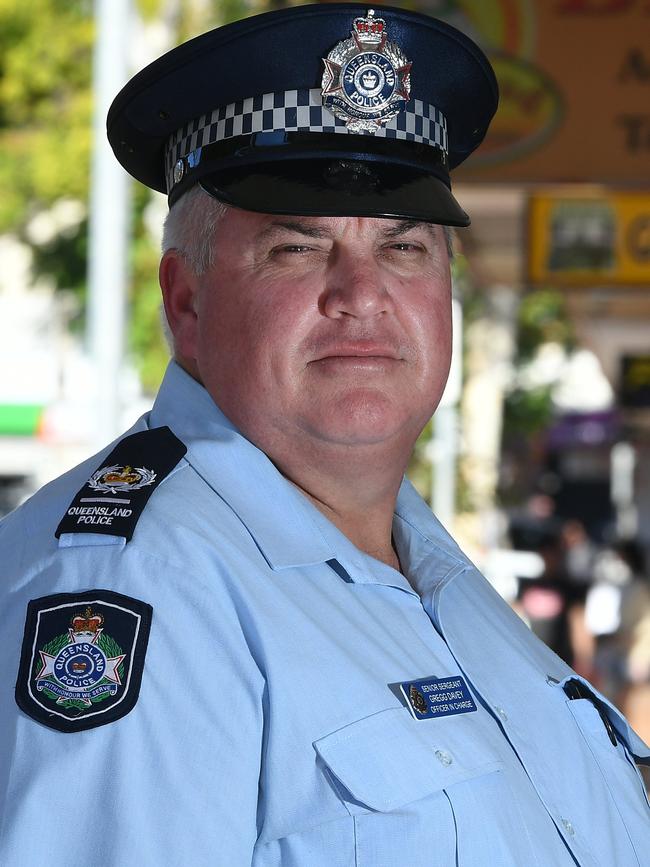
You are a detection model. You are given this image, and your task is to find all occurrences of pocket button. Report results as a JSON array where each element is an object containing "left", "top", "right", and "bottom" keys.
[
  {"left": 561, "top": 817, "right": 575, "bottom": 836},
  {"left": 435, "top": 750, "right": 453, "bottom": 767}
]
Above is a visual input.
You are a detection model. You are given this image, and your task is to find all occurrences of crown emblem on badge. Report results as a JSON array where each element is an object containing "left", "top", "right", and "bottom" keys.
[
  {"left": 103, "top": 465, "right": 141, "bottom": 485},
  {"left": 352, "top": 12, "right": 386, "bottom": 48},
  {"left": 88, "top": 463, "right": 157, "bottom": 494},
  {"left": 321, "top": 8, "right": 412, "bottom": 134},
  {"left": 71, "top": 607, "right": 104, "bottom": 635}
]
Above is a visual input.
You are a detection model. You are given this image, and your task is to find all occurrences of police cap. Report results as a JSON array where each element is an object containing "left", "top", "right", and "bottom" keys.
[{"left": 107, "top": 3, "right": 498, "bottom": 226}]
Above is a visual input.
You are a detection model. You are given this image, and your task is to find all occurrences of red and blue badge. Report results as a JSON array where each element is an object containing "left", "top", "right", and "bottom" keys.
[{"left": 15, "top": 590, "right": 152, "bottom": 733}]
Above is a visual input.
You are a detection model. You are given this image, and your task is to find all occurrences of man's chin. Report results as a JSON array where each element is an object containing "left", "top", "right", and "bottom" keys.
[{"left": 299, "top": 394, "right": 423, "bottom": 449}]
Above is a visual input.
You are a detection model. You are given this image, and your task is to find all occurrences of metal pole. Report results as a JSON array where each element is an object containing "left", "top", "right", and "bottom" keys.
[
  {"left": 431, "top": 297, "right": 462, "bottom": 530},
  {"left": 611, "top": 441, "right": 637, "bottom": 539},
  {"left": 87, "top": 0, "right": 131, "bottom": 449},
  {"left": 432, "top": 404, "right": 458, "bottom": 530}
]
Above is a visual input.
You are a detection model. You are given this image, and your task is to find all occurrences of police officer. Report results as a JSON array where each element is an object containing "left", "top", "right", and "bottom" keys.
[{"left": 1, "top": 5, "right": 649, "bottom": 866}]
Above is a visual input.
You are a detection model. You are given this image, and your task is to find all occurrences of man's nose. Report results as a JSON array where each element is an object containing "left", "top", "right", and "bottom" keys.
[{"left": 320, "top": 248, "right": 394, "bottom": 319}]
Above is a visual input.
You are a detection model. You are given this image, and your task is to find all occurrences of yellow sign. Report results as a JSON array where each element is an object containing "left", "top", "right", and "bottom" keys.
[
  {"left": 413, "top": 0, "right": 650, "bottom": 183},
  {"left": 528, "top": 192, "right": 650, "bottom": 285}
]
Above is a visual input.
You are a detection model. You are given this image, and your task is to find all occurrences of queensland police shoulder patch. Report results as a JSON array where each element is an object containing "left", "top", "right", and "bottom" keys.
[
  {"left": 55, "top": 426, "right": 186, "bottom": 541},
  {"left": 15, "top": 590, "right": 152, "bottom": 733}
]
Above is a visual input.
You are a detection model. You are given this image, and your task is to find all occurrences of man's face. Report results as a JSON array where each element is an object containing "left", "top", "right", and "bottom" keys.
[{"left": 187, "top": 210, "right": 452, "bottom": 456}]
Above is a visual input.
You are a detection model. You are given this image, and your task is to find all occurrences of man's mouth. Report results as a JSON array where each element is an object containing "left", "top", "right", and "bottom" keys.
[{"left": 313, "top": 342, "right": 401, "bottom": 362}]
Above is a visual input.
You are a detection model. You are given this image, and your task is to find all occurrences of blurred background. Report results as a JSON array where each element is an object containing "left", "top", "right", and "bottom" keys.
[{"left": 1, "top": 0, "right": 649, "bottom": 739}]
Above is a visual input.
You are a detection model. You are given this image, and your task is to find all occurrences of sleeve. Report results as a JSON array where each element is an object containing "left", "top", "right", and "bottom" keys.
[{"left": 0, "top": 535, "right": 266, "bottom": 867}]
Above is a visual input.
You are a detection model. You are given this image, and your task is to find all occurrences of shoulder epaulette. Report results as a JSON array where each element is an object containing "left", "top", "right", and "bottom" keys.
[{"left": 55, "top": 426, "right": 187, "bottom": 542}]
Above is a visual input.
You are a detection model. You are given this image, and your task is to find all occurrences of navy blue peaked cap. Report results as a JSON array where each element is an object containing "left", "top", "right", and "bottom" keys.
[{"left": 107, "top": 3, "right": 498, "bottom": 226}]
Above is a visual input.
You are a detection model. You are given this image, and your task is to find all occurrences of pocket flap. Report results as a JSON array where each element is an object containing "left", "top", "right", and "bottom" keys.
[
  {"left": 557, "top": 674, "right": 650, "bottom": 765},
  {"left": 313, "top": 707, "right": 502, "bottom": 812}
]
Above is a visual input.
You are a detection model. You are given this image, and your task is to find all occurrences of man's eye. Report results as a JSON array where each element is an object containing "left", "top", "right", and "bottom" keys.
[
  {"left": 273, "top": 244, "right": 314, "bottom": 254},
  {"left": 386, "top": 242, "right": 423, "bottom": 252}
]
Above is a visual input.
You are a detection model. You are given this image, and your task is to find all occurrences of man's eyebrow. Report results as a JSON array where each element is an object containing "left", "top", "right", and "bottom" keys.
[
  {"left": 380, "top": 219, "right": 438, "bottom": 240},
  {"left": 255, "top": 218, "right": 440, "bottom": 243},
  {"left": 257, "top": 220, "right": 333, "bottom": 240}
]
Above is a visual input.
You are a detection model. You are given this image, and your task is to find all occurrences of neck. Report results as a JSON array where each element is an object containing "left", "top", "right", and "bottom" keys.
[{"left": 271, "top": 439, "right": 409, "bottom": 571}]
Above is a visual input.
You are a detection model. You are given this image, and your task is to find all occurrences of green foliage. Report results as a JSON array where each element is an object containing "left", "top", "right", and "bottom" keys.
[
  {"left": 128, "top": 192, "right": 169, "bottom": 393},
  {"left": 216, "top": 0, "right": 257, "bottom": 25},
  {"left": 0, "top": 132, "right": 33, "bottom": 229},
  {"left": 0, "top": 0, "right": 94, "bottom": 229},
  {"left": 404, "top": 252, "right": 468, "bottom": 504},
  {"left": 503, "top": 385, "right": 555, "bottom": 437},
  {"left": 136, "top": 0, "right": 164, "bottom": 20},
  {"left": 502, "top": 288, "right": 575, "bottom": 439},
  {"left": 516, "top": 288, "right": 575, "bottom": 362},
  {"left": 31, "top": 219, "right": 89, "bottom": 306},
  {"left": 407, "top": 419, "right": 432, "bottom": 500}
]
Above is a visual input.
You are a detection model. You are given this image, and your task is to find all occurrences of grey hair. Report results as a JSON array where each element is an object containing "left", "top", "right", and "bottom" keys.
[
  {"left": 161, "top": 184, "right": 229, "bottom": 275},
  {"left": 161, "top": 183, "right": 455, "bottom": 272},
  {"left": 443, "top": 225, "right": 454, "bottom": 260}
]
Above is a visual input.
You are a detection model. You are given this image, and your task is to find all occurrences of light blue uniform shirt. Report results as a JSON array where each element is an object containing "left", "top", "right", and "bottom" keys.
[{"left": 1, "top": 361, "right": 649, "bottom": 866}]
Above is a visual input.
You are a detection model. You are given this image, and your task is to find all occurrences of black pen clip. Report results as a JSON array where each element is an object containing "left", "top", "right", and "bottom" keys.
[{"left": 563, "top": 678, "right": 618, "bottom": 747}]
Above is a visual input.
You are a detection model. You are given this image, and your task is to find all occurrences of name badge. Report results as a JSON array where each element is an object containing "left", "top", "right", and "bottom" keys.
[{"left": 400, "top": 675, "right": 477, "bottom": 721}]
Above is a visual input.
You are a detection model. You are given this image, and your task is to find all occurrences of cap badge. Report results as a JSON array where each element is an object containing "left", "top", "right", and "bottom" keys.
[{"left": 321, "top": 9, "right": 412, "bottom": 133}]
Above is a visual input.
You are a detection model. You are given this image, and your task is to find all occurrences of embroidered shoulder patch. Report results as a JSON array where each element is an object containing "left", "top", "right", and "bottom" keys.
[
  {"left": 56, "top": 426, "right": 186, "bottom": 541},
  {"left": 15, "top": 590, "right": 152, "bottom": 733}
]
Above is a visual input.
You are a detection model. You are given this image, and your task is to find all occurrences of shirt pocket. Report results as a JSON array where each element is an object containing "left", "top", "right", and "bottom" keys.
[
  {"left": 558, "top": 675, "right": 650, "bottom": 862},
  {"left": 313, "top": 706, "right": 537, "bottom": 867}
]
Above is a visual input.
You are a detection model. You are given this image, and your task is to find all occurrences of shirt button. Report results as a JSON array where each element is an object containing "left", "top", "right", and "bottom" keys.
[
  {"left": 495, "top": 706, "right": 508, "bottom": 722},
  {"left": 435, "top": 750, "right": 453, "bottom": 766},
  {"left": 561, "top": 817, "right": 575, "bottom": 836}
]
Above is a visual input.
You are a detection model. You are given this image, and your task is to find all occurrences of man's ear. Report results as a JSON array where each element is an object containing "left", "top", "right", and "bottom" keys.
[{"left": 159, "top": 250, "right": 200, "bottom": 364}]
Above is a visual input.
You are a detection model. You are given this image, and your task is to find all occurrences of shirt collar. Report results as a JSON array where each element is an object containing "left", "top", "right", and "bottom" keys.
[
  {"left": 149, "top": 361, "right": 334, "bottom": 569},
  {"left": 394, "top": 479, "right": 473, "bottom": 597},
  {"left": 149, "top": 361, "right": 469, "bottom": 592}
]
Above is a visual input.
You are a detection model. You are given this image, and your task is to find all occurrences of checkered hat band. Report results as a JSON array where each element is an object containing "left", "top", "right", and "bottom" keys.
[{"left": 165, "top": 88, "right": 448, "bottom": 193}]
